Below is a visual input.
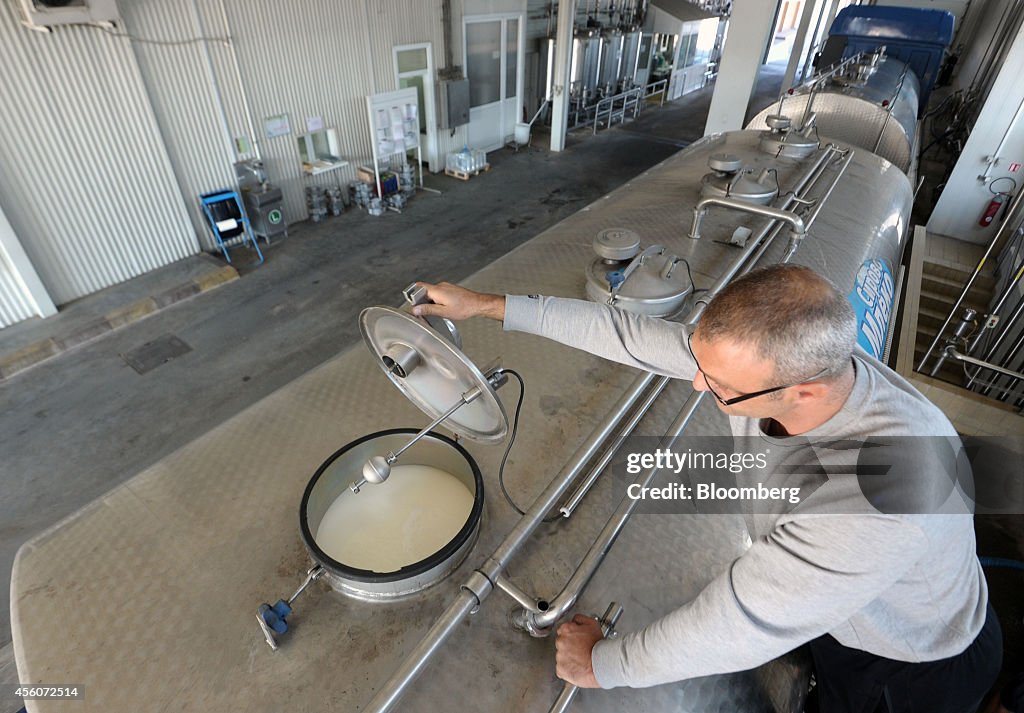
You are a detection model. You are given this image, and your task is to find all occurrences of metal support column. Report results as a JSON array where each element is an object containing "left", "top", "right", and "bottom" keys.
[
  {"left": 0, "top": 203, "right": 56, "bottom": 322},
  {"left": 550, "top": 0, "right": 578, "bottom": 152},
  {"left": 783, "top": 0, "right": 826, "bottom": 90},
  {"left": 705, "top": 0, "right": 783, "bottom": 135}
]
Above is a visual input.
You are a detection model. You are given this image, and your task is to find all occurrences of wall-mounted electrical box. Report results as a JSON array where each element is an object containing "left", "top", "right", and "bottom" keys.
[
  {"left": 437, "top": 78, "right": 470, "bottom": 130},
  {"left": 19, "top": 0, "right": 120, "bottom": 30}
]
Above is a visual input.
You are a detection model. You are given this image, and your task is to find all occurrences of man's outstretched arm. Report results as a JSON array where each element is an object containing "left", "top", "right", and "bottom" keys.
[{"left": 413, "top": 282, "right": 697, "bottom": 380}]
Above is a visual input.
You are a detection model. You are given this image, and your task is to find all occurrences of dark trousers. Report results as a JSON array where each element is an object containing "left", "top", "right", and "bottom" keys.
[{"left": 808, "top": 603, "right": 1003, "bottom": 713}]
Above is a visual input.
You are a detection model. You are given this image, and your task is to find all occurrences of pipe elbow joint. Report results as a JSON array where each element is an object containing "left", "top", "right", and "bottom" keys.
[{"left": 511, "top": 607, "right": 553, "bottom": 638}]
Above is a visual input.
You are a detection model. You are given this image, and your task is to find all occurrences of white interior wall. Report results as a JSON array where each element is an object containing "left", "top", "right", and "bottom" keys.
[
  {"left": 928, "top": 24, "right": 1024, "bottom": 244},
  {"left": 951, "top": 0, "right": 1010, "bottom": 95},
  {"left": 0, "top": 205, "right": 56, "bottom": 328}
]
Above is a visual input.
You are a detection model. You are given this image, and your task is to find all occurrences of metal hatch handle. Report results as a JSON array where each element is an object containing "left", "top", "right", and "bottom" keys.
[
  {"left": 606, "top": 245, "right": 666, "bottom": 304},
  {"left": 403, "top": 282, "right": 462, "bottom": 349}
]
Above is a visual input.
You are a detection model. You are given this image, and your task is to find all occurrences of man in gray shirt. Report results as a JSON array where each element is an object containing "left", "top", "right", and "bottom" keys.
[{"left": 412, "top": 265, "right": 1002, "bottom": 713}]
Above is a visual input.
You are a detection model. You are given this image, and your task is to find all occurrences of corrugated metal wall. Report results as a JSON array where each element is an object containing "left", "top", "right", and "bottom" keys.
[
  {"left": 126, "top": 0, "right": 469, "bottom": 233},
  {"left": 0, "top": 0, "right": 479, "bottom": 322},
  {"left": 0, "top": 1, "right": 199, "bottom": 306},
  {"left": 365, "top": 0, "right": 470, "bottom": 165},
  {"left": 120, "top": 0, "right": 240, "bottom": 251}
]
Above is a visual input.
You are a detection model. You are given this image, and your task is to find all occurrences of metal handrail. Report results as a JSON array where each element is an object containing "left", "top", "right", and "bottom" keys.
[
  {"left": 592, "top": 86, "right": 645, "bottom": 135},
  {"left": 943, "top": 346, "right": 1024, "bottom": 384},
  {"left": 918, "top": 188, "right": 1024, "bottom": 374},
  {"left": 644, "top": 78, "right": 668, "bottom": 106},
  {"left": 964, "top": 259, "right": 1024, "bottom": 390},
  {"left": 779, "top": 50, "right": 874, "bottom": 101}
]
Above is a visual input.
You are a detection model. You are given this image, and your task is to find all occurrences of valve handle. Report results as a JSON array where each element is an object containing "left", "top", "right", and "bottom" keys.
[{"left": 256, "top": 565, "right": 324, "bottom": 650}]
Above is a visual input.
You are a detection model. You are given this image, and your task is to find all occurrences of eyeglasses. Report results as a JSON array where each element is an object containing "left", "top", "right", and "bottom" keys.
[{"left": 686, "top": 331, "right": 829, "bottom": 406}]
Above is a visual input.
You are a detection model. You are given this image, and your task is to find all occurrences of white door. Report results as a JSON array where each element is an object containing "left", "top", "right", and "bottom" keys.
[
  {"left": 465, "top": 14, "right": 523, "bottom": 152},
  {"left": 394, "top": 43, "right": 439, "bottom": 172}
]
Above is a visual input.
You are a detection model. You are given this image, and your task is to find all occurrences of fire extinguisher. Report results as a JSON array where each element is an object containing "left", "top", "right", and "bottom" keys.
[
  {"left": 980, "top": 176, "right": 1017, "bottom": 227},
  {"left": 979, "top": 193, "right": 1006, "bottom": 227}
]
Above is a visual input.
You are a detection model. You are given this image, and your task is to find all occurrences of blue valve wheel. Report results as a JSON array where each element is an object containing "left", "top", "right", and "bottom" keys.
[
  {"left": 258, "top": 599, "right": 293, "bottom": 634},
  {"left": 606, "top": 270, "right": 625, "bottom": 290}
]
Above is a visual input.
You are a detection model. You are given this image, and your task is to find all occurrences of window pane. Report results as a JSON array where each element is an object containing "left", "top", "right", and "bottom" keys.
[
  {"left": 399, "top": 76, "right": 427, "bottom": 133},
  {"left": 397, "top": 48, "right": 428, "bottom": 73},
  {"left": 467, "top": 21, "right": 501, "bottom": 107},
  {"left": 638, "top": 34, "right": 652, "bottom": 70},
  {"left": 505, "top": 19, "right": 518, "bottom": 100},
  {"left": 694, "top": 21, "right": 716, "bottom": 65}
]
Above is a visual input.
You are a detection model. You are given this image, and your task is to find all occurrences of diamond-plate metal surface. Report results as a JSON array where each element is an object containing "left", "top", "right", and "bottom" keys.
[{"left": 11, "top": 131, "right": 911, "bottom": 712}]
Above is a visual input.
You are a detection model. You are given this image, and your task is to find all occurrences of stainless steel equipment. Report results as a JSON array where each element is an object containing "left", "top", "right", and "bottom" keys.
[
  {"left": 364, "top": 129, "right": 912, "bottom": 712},
  {"left": 598, "top": 29, "right": 624, "bottom": 95},
  {"left": 14, "top": 121, "right": 918, "bottom": 713},
  {"left": 584, "top": 228, "right": 693, "bottom": 317},
  {"left": 699, "top": 152, "right": 780, "bottom": 205},
  {"left": 257, "top": 282, "right": 513, "bottom": 647},
  {"left": 571, "top": 29, "right": 603, "bottom": 104},
  {"left": 235, "top": 159, "right": 286, "bottom": 242},
  {"left": 747, "top": 55, "right": 921, "bottom": 175}
]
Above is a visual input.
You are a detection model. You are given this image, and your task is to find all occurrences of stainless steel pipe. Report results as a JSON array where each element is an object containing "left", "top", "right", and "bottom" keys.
[
  {"left": 518, "top": 391, "right": 706, "bottom": 634},
  {"left": 547, "top": 603, "right": 624, "bottom": 713},
  {"left": 688, "top": 196, "right": 807, "bottom": 242},
  {"left": 559, "top": 377, "right": 671, "bottom": 518},
  {"left": 943, "top": 346, "right": 1024, "bottom": 384}
]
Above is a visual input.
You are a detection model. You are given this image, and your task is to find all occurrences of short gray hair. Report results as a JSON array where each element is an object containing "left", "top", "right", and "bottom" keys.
[{"left": 697, "top": 264, "right": 857, "bottom": 384}]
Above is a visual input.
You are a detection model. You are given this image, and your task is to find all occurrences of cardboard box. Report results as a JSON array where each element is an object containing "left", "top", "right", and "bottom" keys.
[{"left": 356, "top": 165, "right": 375, "bottom": 184}]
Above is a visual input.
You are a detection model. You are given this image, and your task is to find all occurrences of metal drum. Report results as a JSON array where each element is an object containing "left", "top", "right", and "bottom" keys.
[{"left": 299, "top": 428, "right": 484, "bottom": 600}]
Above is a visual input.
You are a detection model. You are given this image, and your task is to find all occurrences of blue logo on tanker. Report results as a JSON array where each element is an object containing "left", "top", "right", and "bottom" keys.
[{"left": 848, "top": 258, "right": 894, "bottom": 358}]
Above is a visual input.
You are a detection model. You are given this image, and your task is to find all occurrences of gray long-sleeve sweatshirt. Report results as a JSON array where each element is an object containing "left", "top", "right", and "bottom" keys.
[{"left": 503, "top": 294, "right": 988, "bottom": 690}]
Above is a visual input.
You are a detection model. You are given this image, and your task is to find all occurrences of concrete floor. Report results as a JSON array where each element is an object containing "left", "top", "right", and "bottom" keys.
[{"left": 2, "top": 57, "right": 1021, "bottom": 709}]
